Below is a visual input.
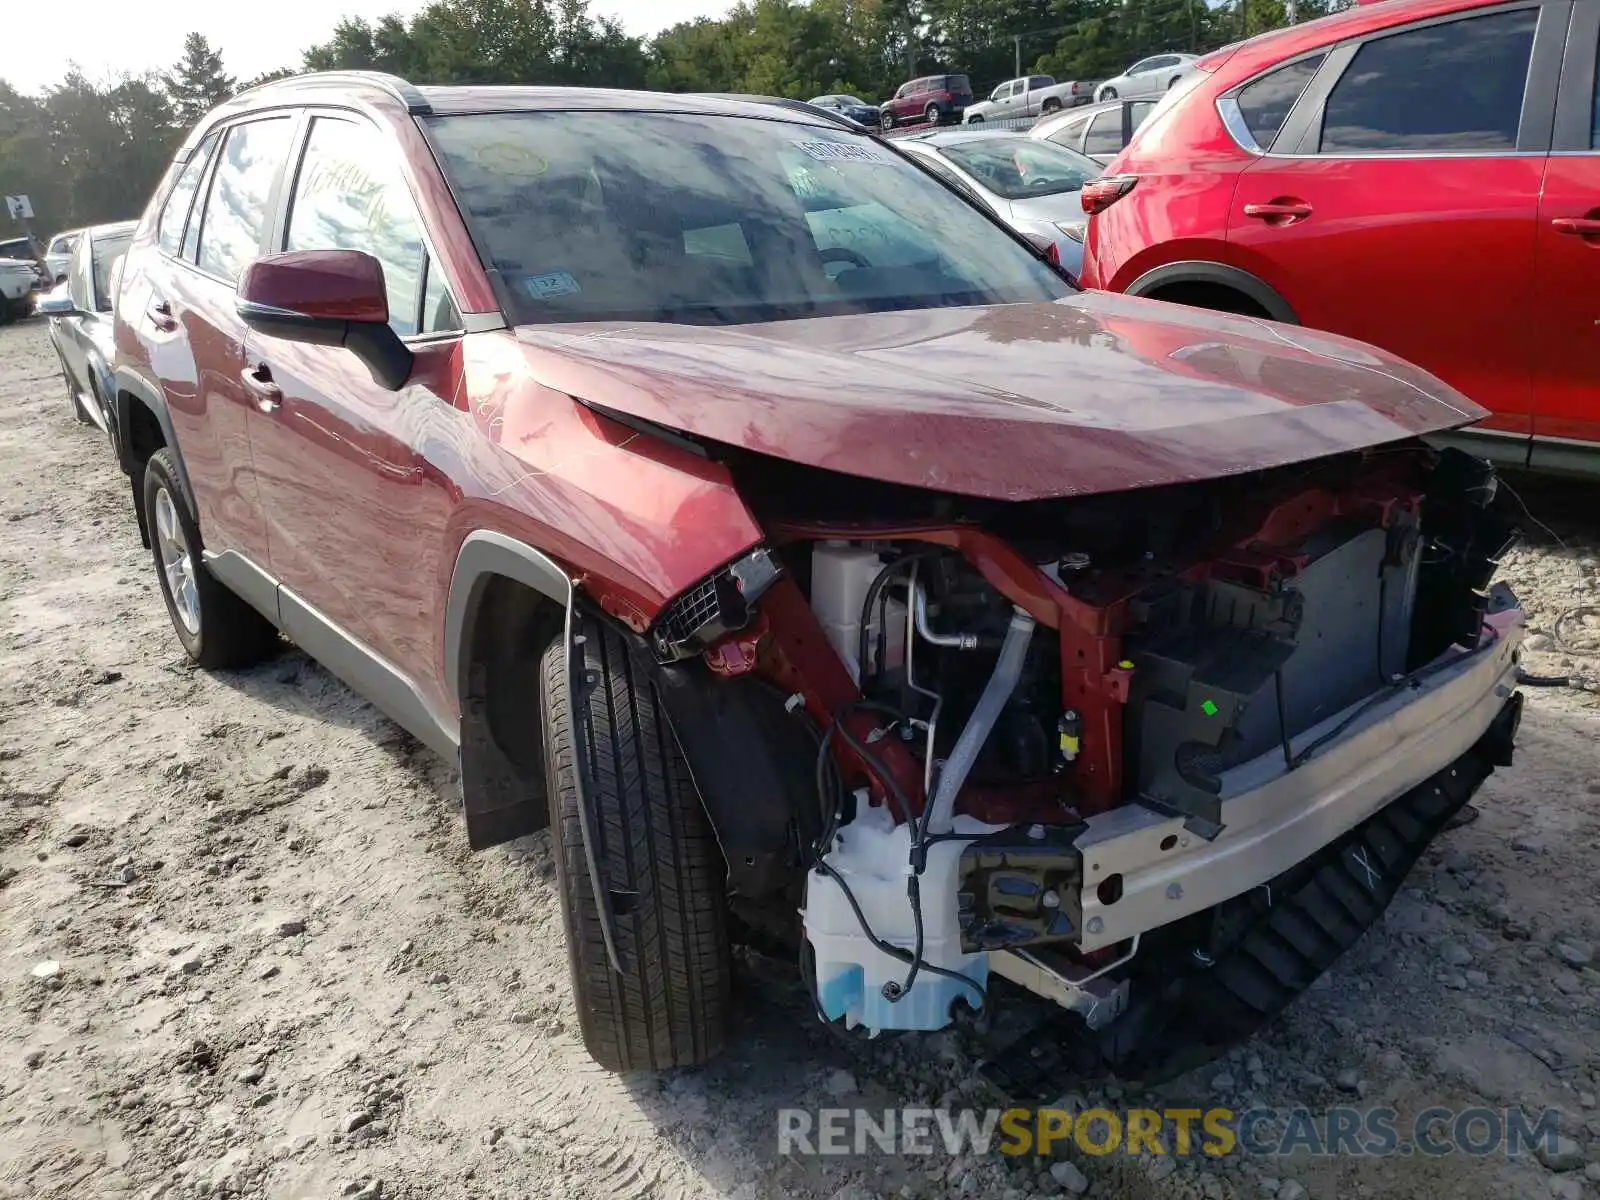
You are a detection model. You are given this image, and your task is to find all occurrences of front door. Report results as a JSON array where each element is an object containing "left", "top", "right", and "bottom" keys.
[
  {"left": 245, "top": 112, "right": 465, "bottom": 705},
  {"left": 1530, "top": 6, "right": 1600, "bottom": 457},
  {"left": 1227, "top": 4, "right": 1550, "bottom": 436}
]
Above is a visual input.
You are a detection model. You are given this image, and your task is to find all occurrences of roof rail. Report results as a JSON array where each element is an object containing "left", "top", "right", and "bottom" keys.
[
  {"left": 693, "top": 93, "right": 867, "bottom": 132},
  {"left": 239, "top": 70, "right": 432, "bottom": 115}
]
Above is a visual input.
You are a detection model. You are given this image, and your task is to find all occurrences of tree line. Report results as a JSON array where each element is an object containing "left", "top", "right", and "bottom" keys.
[{"left": 1, "top": 0, "right": 1340, "bottom": 237}]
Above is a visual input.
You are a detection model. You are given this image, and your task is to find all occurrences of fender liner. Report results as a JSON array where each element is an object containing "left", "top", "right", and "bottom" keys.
[
  {"left": 652, "top": 662, "right": 819, "bottom": 898},
  {"left": 444, "top": 533, "right": 628, "bottom": 974},
  {"left": 1124, "top": 261, "right": 1299, "bottom": 325}
]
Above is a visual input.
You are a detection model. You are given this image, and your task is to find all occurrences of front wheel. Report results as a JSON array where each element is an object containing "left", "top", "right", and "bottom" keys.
[
  {"left": 539, "top": 616, "right": 732, "bottom": 1072},
  {"left": 143, "top": 449, "right": 279, "bottom": 669},
  {"left": 879, "top": 109, "right": 895, "bottom": 131}
]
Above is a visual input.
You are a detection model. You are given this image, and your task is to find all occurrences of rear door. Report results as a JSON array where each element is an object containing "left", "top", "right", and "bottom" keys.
[
  {"left": 1530, "top": 2, "right": 1600, "bottom": 461},
  {"left": 1227, "top": 2, "right": 1563, "bottom": 443},
  {"left": 145, "top": 118, "right": 297, "bottom": 564},
  {"left": 245, "top": 111, "right": 464, "bottom": 695}
]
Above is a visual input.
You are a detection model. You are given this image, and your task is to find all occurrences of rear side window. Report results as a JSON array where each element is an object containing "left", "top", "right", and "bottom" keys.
[
  {"left": 1130, "top": 100, "right": 1156, "bottom": 128},
  {"left": 1085, "top": 110, "right": 1123, "bottom": 156},
  {"left": 1319, "top": 9, "right": 1537, "bottom": 153},
  {"left": 196, "top": 117, "right": 295, "bottom": 284},
  {"left": 1045, "top": 114, "right": 1090, "bottom": 150},
  {"left": 157, "top": 134, "right": 218, "bottom": 256},
  {"left": 285, "top": 116, "right": 433, "bottom": 336},
  {"left": 1235, "top": 55, "right": 1324, "bottom": 149}
]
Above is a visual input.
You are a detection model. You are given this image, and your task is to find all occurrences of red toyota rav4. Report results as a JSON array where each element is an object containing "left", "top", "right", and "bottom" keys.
[
  {"left": 112, "top": 74, "right": 1524, "bottom": 1080},
  {"left": 1080, "top": 0, "right": 1600, "bottom": 475}
]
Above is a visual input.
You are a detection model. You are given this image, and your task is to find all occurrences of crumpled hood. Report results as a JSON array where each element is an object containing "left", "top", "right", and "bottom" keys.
[{"left": 512, "top": 293, "right": 1483, "bottom": 501}]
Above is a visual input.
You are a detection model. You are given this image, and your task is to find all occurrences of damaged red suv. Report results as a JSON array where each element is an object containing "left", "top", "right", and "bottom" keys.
[{"left": 113, "top": 74, "right": 1524, "bottom": 1079}]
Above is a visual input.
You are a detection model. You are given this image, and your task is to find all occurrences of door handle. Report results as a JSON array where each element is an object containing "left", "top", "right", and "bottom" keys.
[
  {"left": 1551, "top": 217, "right": 1600, "bottom": 239},
  {"left": 1243, "top": 200, "right": 1314, "bottom": 225},
  {"left": 240, "top": 363, "right": 282, "bottom": 413},
  {"left": 147, "top": 299, "right": 177, "bottom": 332}
]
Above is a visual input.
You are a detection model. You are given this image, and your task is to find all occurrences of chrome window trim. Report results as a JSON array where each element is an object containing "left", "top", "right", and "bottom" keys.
[{"left": 1217, "top": 96, "right": 1264, "bottom": 155}]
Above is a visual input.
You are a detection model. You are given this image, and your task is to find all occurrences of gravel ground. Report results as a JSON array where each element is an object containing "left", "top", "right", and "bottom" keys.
[{"left": 1, "top": 315, "right": 1598, "bottom": 1200}]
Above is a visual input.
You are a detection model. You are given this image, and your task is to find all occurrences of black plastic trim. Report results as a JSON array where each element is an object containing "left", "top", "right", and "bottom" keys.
[
  {"left": 1124, "top": 260, "right": 1300, "bottom": 324},
  {"left": 111, "top": 366, "right": 198, "bottom": 516},
  {"left": 1553, "top": 1, "right": 1599, "bottom": 151}
]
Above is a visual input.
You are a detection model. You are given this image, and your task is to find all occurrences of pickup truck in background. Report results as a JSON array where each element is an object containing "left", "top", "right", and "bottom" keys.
[{"left": 963, "top": 74, "right": 1100, "bottom": 123}]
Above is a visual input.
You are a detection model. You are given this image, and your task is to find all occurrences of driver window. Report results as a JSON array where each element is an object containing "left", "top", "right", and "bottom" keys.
[
  {"left": 285, "top": 115, "right": 461, "bottom": 336},
  {"left": 67, "top": 246, "right": 91, "bottom": 312}
]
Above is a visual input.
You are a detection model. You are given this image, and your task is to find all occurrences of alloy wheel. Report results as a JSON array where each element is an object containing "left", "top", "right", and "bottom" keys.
[{"left": 153, "top": 486, "right": 200, "bottom": 636}]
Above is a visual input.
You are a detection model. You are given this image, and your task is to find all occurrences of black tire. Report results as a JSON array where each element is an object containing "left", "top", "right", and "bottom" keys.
[
  {"left": 879, "top": 109, "right": 895, "bottom": 131},
  {"left": 1100, "top": 86, "right": 1118, "bottom": 101},
  {"left": 924, "top": 102, "right": 941, "bottom": 125},
  {"left": 539, "top": 616, "right": 732, "bottom": 1072},
  {"left": 966, "top": 113, "right": 985, "bottom": 124},
  {"left": 63, "top": 366, "right": 92, "bottom": 425},
  {"left": 1168, "top": 75, "right": 1182, "bottom": 90},
  {"left": 142, "top": 448, "right": 279, "bottom": 669},
  {"left": 1041, "top": 98, "right": 1063, "bottom": 114}
]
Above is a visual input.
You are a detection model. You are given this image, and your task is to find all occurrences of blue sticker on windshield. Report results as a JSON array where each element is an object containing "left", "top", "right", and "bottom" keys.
[{"left": 524, "top": 271, "right": 581, "bottom": 300}]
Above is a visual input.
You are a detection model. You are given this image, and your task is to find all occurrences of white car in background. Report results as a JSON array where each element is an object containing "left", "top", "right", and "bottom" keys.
[
  {"left": 962, "top": 74, "right": 1099, "bottom": 123},
  {"left": 1094, "top": 52, "right": 1199, "bottom": 101},
  {"left": 895, "top": 131, "right": 1101, "bottom": 278},
  {"left": 45, "top": 229, "right": 84, "bottom": 284},
  {"left": 0, "top": 257, "right": 37, "bottom": 323}
]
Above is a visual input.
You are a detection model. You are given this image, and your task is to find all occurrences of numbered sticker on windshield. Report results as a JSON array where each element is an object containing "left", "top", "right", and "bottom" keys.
[
  {"left": 790, "top": 140, "right": 889, "bottom": 164},
  {"left": 524, "top": 271, "right": 582, "bottom": 300}
]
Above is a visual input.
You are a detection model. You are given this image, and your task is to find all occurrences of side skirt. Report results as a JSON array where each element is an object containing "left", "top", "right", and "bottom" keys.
[{"left": 204, "top": 550, "right": 458, "bottom": 762}]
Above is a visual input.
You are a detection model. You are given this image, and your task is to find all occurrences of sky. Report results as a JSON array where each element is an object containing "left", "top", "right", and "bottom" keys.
[{"left": 3, "top": 0, "right": 727, "bottom": 95}]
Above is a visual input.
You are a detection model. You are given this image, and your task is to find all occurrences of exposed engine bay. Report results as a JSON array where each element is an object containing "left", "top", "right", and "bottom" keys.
[{"left": 646, "top": 442, "right": 1522, "bottom": 1060}]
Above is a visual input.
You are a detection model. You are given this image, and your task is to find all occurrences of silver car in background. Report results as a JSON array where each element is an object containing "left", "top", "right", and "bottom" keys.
[
  {"left": 895, "top": 131, "right": 1100, "bottom": 277},
  {"left": 1031, "top": 97, "right": 1158, "bottom": 165},
  {"left": 37, "top": 220, "right": 135, "bottom": 434},
  {"left": 1094, "top": 52, "right": 1199, "bottom": 102}
]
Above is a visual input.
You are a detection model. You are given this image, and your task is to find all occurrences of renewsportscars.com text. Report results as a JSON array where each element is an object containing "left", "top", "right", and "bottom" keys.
[{"left": 777, "top": 1105, "right": 1565, "bottom": 1159}]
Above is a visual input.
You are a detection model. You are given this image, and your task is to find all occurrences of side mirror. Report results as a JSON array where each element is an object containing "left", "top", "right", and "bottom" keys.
[
  {"left": 36, "top": 284, "right": 81, "bottom": 317},
  {"left": 236, "top": 250, "right": 412, "bottom": 391}
]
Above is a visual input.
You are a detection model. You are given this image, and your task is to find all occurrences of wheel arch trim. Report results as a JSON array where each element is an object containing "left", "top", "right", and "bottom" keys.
[
  {"left": 442, "top": 532, "right": 630, "bottom": 975},
  {"left": 443, "top": 530, "right": 573, "bottom": 712},
  {"left": 1124, "top": 260, "right": 1300, "bottom": 325},
  {"left": 112, "top": 365, "right": 198, "bottom": 517}
]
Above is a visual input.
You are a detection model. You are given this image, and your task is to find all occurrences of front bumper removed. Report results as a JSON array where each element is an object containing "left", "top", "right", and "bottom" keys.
[
  {"left": 981, "top": 672, "right": 1523, "bottom": 1094},
  {"left": 1075, "top": 598, "right": 1523, "bottom": 953}
]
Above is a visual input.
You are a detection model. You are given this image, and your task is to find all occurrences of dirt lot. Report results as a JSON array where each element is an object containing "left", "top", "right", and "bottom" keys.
[{"left": 1, "top": 315, "right": 1598, "bottom": 1200}]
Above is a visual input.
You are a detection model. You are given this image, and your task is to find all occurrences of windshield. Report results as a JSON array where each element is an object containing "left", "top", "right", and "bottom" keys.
[
  {"left": 426, "top": 111, "right": 1069, "bottom": 326},
  {"left": 938, "top": 138, "right": 1100, "bottom": 200}
]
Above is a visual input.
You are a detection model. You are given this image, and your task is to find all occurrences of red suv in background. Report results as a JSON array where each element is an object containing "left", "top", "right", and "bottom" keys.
[
  {"left": 1080, "top": 0, "right": 1600, "bottom": 475},
  {"left": 879, "top": 74, "right": 974, "bottom": 128}
]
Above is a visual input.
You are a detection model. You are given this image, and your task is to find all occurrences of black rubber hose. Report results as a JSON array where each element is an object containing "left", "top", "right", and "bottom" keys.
[{"left": 1516, "top": 670, "right": 1571, "bottom": 687}]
